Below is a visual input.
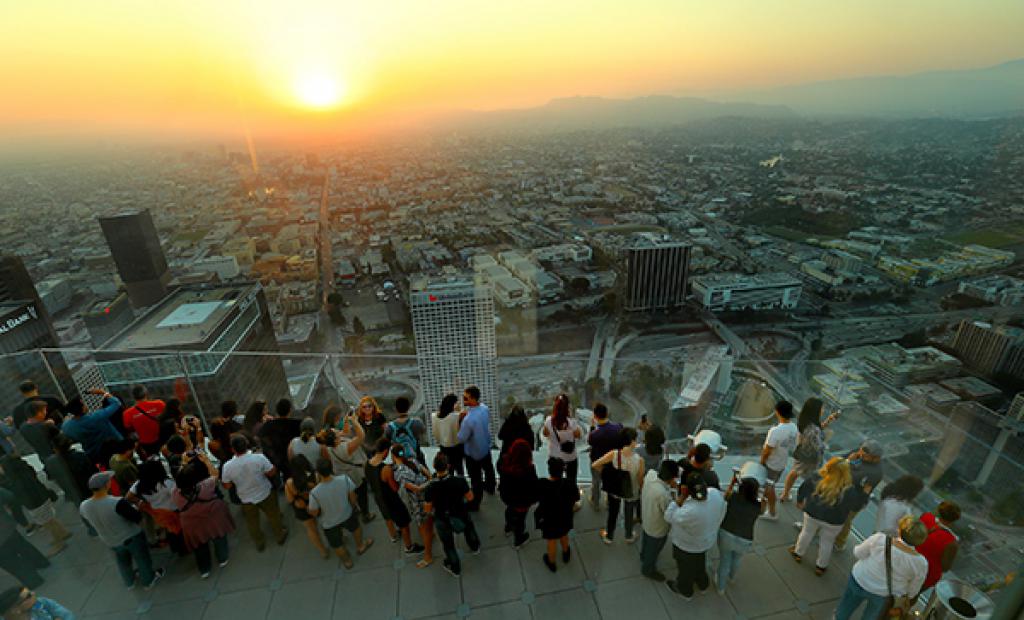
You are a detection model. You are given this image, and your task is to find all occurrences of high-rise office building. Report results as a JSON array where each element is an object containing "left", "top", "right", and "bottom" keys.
[
  {"left": 83, "top": 293, "right": 135, "bottom": 347},
  {"left": 0, "top": 255, "right": 78, "bottom": 409},
  {"left": 623, "top": 235, "right": 691, "bottom": 312},
  {"left": 410, "top": 276, "right": 498, "bottom": 442},
  {"left": 952, "top": 320, "right": 1024, "bottom": 378},
  {"left": 98, "top": 209, "right": 171, "bottom": 308},
  {"left": 96, "top": 282, "right": 289, "bottom": 420},
  {"left": 0, "top": 255, "right": 43, "bottom": 306}
]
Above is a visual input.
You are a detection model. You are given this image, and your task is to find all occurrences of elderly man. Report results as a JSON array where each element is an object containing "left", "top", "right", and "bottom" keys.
[{"left": 833, "top": 439, "right": 885, "bottom": 551}]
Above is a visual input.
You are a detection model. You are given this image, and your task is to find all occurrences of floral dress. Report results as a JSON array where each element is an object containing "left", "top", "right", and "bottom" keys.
[{"left": 394, "top": 462, "right": 428, "bottom": 525}]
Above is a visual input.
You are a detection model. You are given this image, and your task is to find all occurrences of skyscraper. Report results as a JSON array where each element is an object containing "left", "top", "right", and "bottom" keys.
[
  {"left": 410, "top": 276, "right": 498, "bottom": 442},
  {"left": 96, "top": 282, "right": 290, "bottom": 420},
  {"left": 0, "top": 255, "right": 78, "bottom": 410},
  {"left": 0, "top": 255, "right": 43, "bottom": 306},
  {"left": 98, "top": 209, "right": 171, "bottom": 308},
  {"left": 952, "top": 320, "right": 1024, "bottom": 379},
  {"left": 624, "top": 234, "right": 691, "bottom": 312}
]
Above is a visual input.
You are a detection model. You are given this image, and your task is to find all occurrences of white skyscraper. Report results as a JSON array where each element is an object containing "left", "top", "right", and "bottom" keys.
[{"left": 410, "top": 276, "right": 498, "bottom": 443}]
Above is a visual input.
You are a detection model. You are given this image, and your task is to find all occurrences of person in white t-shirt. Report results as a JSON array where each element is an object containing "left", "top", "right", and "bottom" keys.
[
  {"left": 759, "top": 400, "right": 797, "bottom": 520},
  {"left": 221, "top": 434, "right": 288, "bottom": 552},
  {"left": 835, "top": 515, "right": 928, "bottom": 620}
]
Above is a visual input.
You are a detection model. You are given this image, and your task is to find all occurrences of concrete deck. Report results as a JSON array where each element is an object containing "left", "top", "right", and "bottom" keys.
[{"left": 2, "top": 482, "right": 857, "bottom": 620}]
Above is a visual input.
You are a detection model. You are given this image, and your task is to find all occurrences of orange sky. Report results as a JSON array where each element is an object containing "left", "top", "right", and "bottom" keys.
[{"left": 1, "top": 0, "right": 1022, "bottom": 142}]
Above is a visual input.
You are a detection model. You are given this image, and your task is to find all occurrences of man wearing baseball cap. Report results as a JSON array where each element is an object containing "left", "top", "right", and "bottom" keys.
[
  {"left": 80, "top": 471, "right": 165, "bottom": 590},
  {"left": 833, "top": 439, "right": 885, "bottom": 551}
]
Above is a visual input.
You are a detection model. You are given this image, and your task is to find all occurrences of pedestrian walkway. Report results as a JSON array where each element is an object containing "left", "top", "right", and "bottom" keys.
[{"left": 1, "top": 469, "right": 858, "bottom": 620}]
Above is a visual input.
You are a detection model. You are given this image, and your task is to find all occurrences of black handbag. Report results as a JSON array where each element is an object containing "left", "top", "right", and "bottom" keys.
[{"left": 600, "top": 450, "right": 634, "bottom": 498}]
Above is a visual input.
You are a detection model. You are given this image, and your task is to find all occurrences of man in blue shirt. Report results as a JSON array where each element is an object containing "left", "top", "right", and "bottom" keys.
[
  {"left": 456, "top": 385, "right": 494, "bottom": 511},
  {"left": 60, "top": 390, "right": 122, "bottom": 467}
]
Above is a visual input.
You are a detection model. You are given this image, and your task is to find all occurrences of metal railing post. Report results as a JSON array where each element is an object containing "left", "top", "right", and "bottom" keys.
[
  {"left": 39, "top": 350, "right": 68, "bottom": 403},
  {"left": 176, "top": 352, "right": 209, "bottom": 436}
]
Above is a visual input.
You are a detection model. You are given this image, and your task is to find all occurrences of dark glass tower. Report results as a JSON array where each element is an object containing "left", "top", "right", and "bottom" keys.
[{"left": 98, "top": 209, "right": 171, "bottom": 308}]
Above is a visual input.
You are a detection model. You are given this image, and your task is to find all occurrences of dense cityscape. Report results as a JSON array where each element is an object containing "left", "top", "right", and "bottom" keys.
[{"left": 2, "top": 114, "right": 1024, "bottom": 618}]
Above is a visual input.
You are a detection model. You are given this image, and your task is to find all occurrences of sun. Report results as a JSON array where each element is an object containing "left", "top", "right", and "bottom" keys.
[{"left": 293, "top": 72, "right": 346, "bottom": 110}]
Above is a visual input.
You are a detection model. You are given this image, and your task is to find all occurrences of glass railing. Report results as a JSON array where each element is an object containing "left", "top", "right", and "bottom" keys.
[{"left": 2, "top": 339, "right": 1021, "bottom": 604}]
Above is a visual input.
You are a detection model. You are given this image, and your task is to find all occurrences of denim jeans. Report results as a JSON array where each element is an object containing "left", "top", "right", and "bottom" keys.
[
  {"left": 194, "top": 535, "right": 230, "bottom": 574},
  {"left": 640, "top": 532, "right": 667, "bottom": 575},
  {"left": 435, "top": 516, "right": 480, "bottom": 573},
  {"left": 716, "top": 530, "right": 752, "bottom": 585},
  {"left": 112, "top": 531, "right": 155, "bottom": 587},
  {"left": 465, "top": 453, "right": 496, "bottom": 510},
  {"left": 834, "top": 573, "right": 888, "bottom": 620}
]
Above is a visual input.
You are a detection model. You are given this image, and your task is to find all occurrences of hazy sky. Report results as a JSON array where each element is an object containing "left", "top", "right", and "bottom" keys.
[{"left": 2, "top": 0, "right": 1022, "bottom": 142}]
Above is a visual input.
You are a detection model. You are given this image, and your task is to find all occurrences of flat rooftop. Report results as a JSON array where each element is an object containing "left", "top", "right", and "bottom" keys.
[
  {"left": 693, "top": 271, "right": 802, "bottom": 288},
  {"left": 103, "top": 284, "right": 256, "bottom": 350}
]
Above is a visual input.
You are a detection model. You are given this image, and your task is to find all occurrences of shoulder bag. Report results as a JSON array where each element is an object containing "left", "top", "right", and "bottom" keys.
[
  {"left": 885, "top": 536, "right": 911, "bottom": 619},
  {"left": 601, "top": 450, "right": 634, "bottom": 498}
]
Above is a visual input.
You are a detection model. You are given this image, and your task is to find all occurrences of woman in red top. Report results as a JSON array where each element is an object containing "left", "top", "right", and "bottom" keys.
[{"left": 916, "top": 501, "right": 961, "bottom": 592}]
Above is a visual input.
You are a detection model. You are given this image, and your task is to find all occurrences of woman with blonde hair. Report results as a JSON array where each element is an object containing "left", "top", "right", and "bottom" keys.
[
  {"left": 790, "top": 456, "right": 862, "bottom": 575},
  {"left": 356, "top": 396, "right": 388, "bottom": 456}
]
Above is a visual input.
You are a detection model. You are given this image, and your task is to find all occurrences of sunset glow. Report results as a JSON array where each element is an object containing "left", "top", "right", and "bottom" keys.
[
  {"left": 293, "top": 73, "right": 346, "bottom": 110},
  {"left": 0, "top": 0, "right": 1022, "bottom": 141}
]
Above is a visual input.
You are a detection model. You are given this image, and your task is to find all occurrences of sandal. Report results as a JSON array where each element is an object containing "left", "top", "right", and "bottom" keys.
[
  {"left": 814, "top": 566, "right": 827, "bottom": 576},
  {"left": 357, "top": 538, "right": 375, "bottom": 555},
  {"left": 788, "top": 546, "right": 802, "bottom": 563},
  {"left": 416, "top": 558, "right": 433, "bottom": 569},
  {"left": 341, "top": 556, "right": 354, "bottom": 569}
]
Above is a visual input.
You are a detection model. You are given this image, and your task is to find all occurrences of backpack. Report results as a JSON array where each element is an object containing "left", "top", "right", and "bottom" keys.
[{"left": 389, "top": 419, "right": 419, "bottom": 461}]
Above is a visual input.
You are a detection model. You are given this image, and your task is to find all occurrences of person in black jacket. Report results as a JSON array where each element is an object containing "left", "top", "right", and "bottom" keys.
[
  {"left": 498, "top": 438, "right": 539, "bottom": 548},
  {"left": 497, "top": 406, "right": 535, "bottom": 457},
  {"left": 0, "top": 487, "right": 50, "bottom": 588},
  {"left": 44, "top": 434, "right": 97, "bottom": 505},
  {"left": 257, "top": 399, "right": 301, "bottom": 480},
  {"left": 44, "top": 434, "right": 99, "bottom": 536},
  {"left": 0, "top": 454, "right": 71, "bottom": 555}
]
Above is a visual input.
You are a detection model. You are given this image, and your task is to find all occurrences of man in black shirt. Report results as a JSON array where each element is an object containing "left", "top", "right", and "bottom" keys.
[
  {"left": 11, "top": 381, "right": 65, "bottom": 428},
  {"left": 678, "top": 443, "right": 721, "bottom": 490},
  {"left": 257, "top": 398, "right": 301, "bottom": 479},
  {"left": 19, "top": 401, "right": 60, "bottom": 459},
  {"left": 425, "top": 453, "right": 480, "bottom": 577}
]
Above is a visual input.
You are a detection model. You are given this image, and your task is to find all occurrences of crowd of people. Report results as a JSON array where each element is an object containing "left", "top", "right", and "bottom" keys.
[{"left": 0, "top": 378, "right": 966, "bottom": 619}]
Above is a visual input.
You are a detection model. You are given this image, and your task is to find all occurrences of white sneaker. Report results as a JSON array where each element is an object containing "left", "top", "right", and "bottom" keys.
[{"left": 760, "top": 512, "right": 778, "bottom": 521}]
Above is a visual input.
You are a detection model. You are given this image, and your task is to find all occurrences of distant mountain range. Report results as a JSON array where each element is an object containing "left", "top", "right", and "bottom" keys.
[
  {"left": 737, "top": 58, "right": 1024, "bottom": 118},
  {"left": 443, "top": 59, "right": 1024, "bottom": 133},
  {"left": 446, "top": 96, "right": 795, "bottom": 133}
]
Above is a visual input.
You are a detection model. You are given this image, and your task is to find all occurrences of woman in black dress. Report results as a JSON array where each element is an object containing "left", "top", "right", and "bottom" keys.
[
  {"left": 535, "top": 457, "right": 579, "bottom": 572},
  {"left": 285, "top": 455, "right": 328, "bottom": 559},
  {"left": 365, "top": 438, "right": 423, "bottom": 555}
]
